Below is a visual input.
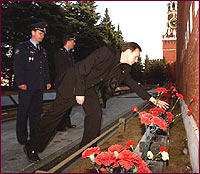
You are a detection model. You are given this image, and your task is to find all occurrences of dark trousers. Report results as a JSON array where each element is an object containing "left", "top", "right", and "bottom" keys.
[
  {"left": 27, "top": 87, "right": 102, "bottom": 152},
  {"left": 55, "top": 88, "right": 73, "bottom": 130},
  {"left": 16, "top": 89, "right": 43, "bottom": 144},
  {"left": 57, "top": 107, "right": 72, "bottom": 129}
]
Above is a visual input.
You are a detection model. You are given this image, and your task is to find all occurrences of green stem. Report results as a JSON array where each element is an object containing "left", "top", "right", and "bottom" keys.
[{"left": 170, "top": 98, "right": 179, "bottom": 112}]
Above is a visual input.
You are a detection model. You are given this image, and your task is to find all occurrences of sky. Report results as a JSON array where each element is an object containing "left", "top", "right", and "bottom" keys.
[{"left": 95, "top": 1, "right": 170, "bottom": 62}]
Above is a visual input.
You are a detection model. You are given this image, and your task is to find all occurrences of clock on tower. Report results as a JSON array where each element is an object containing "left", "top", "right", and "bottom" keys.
[{"left": 169, "top": 17, "right": 177, "bottom": 29}]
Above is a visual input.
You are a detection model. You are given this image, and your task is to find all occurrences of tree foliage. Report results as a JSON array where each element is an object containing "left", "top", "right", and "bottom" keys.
[
  {"left": 144, "top": 55, "right": 166, "bottom": 85},
  {"left": 1, "top": 1, "right": 124, "bottom": 87}
]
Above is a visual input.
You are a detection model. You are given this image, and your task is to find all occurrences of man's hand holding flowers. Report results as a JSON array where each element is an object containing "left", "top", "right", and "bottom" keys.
[{"left": 149, "top": 97, "right": 169, "bottom": 110}]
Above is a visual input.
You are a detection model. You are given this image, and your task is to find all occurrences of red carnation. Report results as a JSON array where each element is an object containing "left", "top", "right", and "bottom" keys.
[
  {"left": 82, "top": 146, "right": 100, "bottom": 158},
  {"left": 108, "top": 144, "right": 124, "bottom": 153},
  {"left": 125, "top": 140, "right": 134, "bottom": 148},
  {"left": 137, "top": 161, "right": 152, "bottom": 173},
  {"left": 157, "top": 107, "right": 166, "bottom": 114},
  {"left": 152, "top": 110, "right": 159, "bottom": 117},
  {"left": 100, "top": 167, "right": 106, "bottom": 172},
  {"left": 187, "top": 107, "right": 192, "bottom": 115},
  {"left": 132, "top": 106, "right": 138, "bottom": 112},
  {"left": 140, "top": 114, "right": 152, "bottom": 125},
  {"left": 151, "top": 117, "right": 161, "bottom": 126},
  {"left": 190, "top": 96, "right": 195, "bottom": 103},
  {"left": 139, "top": 111, "right": 147, "bottom": 119},
  {"left": 156, "top": 87, "right": 167, "bottom": 93},
  {"left": 159, "top": 119, "right": 168, "bottom": 131},
  {"left": 150, "top": 107, "right": 165, "bottom": 114},
  {"left": 117, "top": 150, "right": 135, "bottom": 170},
  {"left": 166, "top": 112, "right": 174, "bottom": 124},
  {"left": 160, "top": 146, "right": 168, "bottom": 152},
  {"left": 176, "top": 93, "right": 183, "bottom": 100},
  {"left": 94, "top": 151, "right": 116, "bottom": 166}
]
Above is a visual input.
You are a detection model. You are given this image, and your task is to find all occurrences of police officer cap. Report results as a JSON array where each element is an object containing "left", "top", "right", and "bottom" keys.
[
  {"left": 63, "top": 35, "right": 76, "bottom": 43},
  {"left": 28, "top": 22, "right": 48, "bottom": 34}
]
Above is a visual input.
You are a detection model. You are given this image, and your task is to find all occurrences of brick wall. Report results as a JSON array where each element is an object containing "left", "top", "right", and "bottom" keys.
[
  {"left": 176, "top": 1, "right": 199, "bottom": 127},
  {"left": 163, "top": 38, "right": 176, "bottom": 64}
]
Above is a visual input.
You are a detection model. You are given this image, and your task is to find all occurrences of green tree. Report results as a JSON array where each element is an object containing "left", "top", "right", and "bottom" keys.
[
  {"left": 144, "top": 55, "right": 166, "bottom": 85},
  {"left": 98, "top": 8, "right": 124, "bottom": 49},
  {"left": 63, "top": 1, "right": 102, "bottom": 60}
]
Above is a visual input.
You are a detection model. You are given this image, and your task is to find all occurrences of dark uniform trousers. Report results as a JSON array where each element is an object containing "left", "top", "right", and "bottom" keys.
[
  {"left": 16, "top": 89, "right": 43, "bottom": 143},
  {"left": 27, "top": 87, "right": 102, "bottom": 152}
]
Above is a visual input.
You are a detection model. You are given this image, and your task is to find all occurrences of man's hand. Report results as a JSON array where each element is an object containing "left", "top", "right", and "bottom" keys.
[
  {"left": 18, "top": 84, "right": 27, "bottom": 90},
  {"left": 149, "top": 97, "right": 169, "bottom": 110},
  {"left": 76, "top": 96, "right": 85, "bottom": 105},
  {"left": 46, "top": 83, "right": 51, "bottom": 90}
]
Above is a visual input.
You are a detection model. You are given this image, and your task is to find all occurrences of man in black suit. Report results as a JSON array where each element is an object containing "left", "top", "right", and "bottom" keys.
[
  {"left": 13, "top": 22, "right": 51, "bottom": 146},
  {"left": 54, "top": 35, "right": 76, "bottom": 131},
  {"left": 24, "top": 42, "right": 169, "bottom": 162}
]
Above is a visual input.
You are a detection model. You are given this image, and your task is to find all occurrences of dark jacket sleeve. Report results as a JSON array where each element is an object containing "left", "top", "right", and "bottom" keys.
[
  {"left": 13, "top": 44, "right": 26, "bottom": 86},
  {"left": 74, "top": 47, "right": 112, "bottom": 96},
  {"left": 54, "top": 51, "right": 64, "bottom": 77},
  {"left": 124, "top": 73, "right": 151, "bottom": 101},
  {"left": 43, "top": 49, "right": 50, "bottom": 85}
]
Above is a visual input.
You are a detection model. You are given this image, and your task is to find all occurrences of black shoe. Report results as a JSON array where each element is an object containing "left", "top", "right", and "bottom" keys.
[{"left": 23, "top": 144, "right": 41, "bottom": 162}]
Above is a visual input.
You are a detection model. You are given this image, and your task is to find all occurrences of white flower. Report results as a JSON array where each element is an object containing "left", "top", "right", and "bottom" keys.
[
  {"left": 161, "top": 151, "right": 169, "bottom": 161},
  {"left": 147, "top": 151, "right": 154, "bottom": 159}
]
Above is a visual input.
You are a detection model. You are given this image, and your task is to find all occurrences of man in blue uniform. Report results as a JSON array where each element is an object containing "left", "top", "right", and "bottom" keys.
[{"left": 13, "top": 22, "right": 51, "bottom": 147}]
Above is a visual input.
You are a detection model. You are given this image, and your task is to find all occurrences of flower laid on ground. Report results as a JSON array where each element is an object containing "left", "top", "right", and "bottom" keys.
[
  {"left": 147, "top": 146, "right": 169, "bottom": 162},
  {"left": 82, "top": 140, "right": 152, "bottom": 173},
  {"left": 160, "top": 147, "right": 169, "bottom": 161},
  {"left": 147, "top": 151, "right": 154, "bottom": 159},
  {"left": 132, "top": 107, "right": 139, "bottom": 112},
  {"left": 187, "top": 107, "right": 192, "bottom": 115},
  {"left": 190, "top": 96, "right": 195, "bottom": 103}
]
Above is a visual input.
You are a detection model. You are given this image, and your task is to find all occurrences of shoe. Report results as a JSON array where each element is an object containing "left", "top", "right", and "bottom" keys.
[
  {"left": 67, "top": 125, "right": 76, "bottom": 129},
  {"left": 23, "top": 144, "right": 41, "bottom": 163}
]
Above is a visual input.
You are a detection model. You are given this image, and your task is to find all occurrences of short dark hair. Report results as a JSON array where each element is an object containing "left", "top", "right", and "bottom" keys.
[{"left": 121, "top": 42, "right": 142, "bottom": 52}]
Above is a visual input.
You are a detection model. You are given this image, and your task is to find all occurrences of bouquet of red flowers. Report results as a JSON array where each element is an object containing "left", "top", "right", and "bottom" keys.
[{"left": 82, "top": 140, "right": 152, "bottom": 173}]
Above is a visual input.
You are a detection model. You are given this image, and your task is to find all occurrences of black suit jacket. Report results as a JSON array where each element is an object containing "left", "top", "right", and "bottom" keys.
[
  {"left": 74, "top": 46, "right": 151, "bottom": 101},
  {"left": 54, "top": 48, "right": 75, "bottom": 88},
  {"left": 13, "top": 41, "right": 50, "bottom": 90}
]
